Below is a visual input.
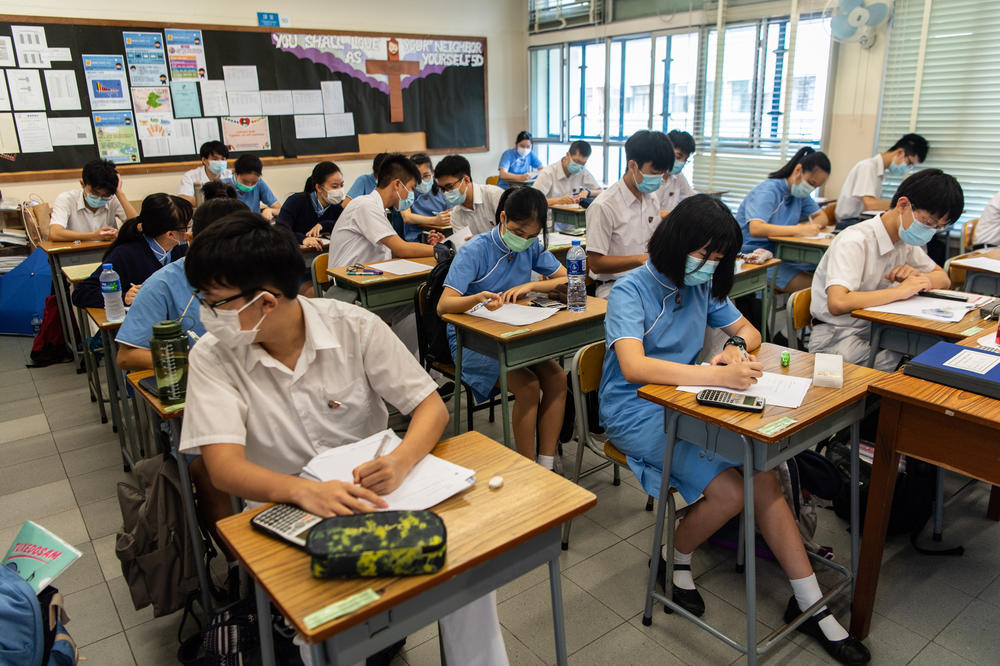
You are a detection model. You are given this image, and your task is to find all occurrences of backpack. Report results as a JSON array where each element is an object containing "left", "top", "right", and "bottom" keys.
[
  {"left": 414, "top": 253, "right": 455, "bottom": 369},
  {"left": 115, "top": 454, "right": 203, "bottom": 617},
  {"left": 0, "top": 564, "right": 78, "bottom": 665},
  {"left": 0, "top": 247, "right": 50, "bottom": 336},
  {"left": 27, "top": 295, "right": 76, "bottom": 368}
]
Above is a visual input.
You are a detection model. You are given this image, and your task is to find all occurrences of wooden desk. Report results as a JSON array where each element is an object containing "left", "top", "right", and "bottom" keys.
[
  {"left": 731, "top": 257, "right": 781, "bottom": 341},
  {"left": 852, "top": 306, "right": 988, "bottom": 368},
  {"left": 215, "top": 432, "right": 597, "bottom": 666},
  {"left": 443, "top": 298, "right": 607, "bottom": 447},
  {"left": 851, "top": 358, "right": 1000, "bottom": 639},
  {"left": 766, "top": 235, "right": 833, "bottom": 268},
  {"left": 550, "top": 204, "right": 586, "bottom": 231},
  {"left": 638, "top": 344, "right": 883, "bottom": 664},
  {"left": 951, "top": 247, "right": 1000, "bottom": 296},
  {"left": 327, "top": 256, "right": 435, "bottom": 312}
]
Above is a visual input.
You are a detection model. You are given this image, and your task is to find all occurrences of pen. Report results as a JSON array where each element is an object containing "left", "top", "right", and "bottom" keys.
[
  {"left": 921, "top": 291, "right": 968, "bottom": 302},
  {"left": 737, "top": 346, "right": 751, "bottom": 363},
  {"left": 468, "top": 299, "right": 491, "bottom": 314},
  {"left": 371, "top": 433, "right": 391, "bottom": 461}
]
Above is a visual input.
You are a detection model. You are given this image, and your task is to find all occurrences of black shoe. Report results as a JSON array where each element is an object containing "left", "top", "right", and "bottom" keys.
[
  {"left": 436, "top": 382, "right": 455, "bottom": 399},
  {"left": 651, "top": 555, "right": 705, "bottom": 617},
  {"left": 784, "top": 596, "right": 870, "bottom": 665}
]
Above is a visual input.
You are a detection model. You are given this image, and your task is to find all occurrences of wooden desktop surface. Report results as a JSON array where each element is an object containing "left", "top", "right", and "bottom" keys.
[
  {"left": 214, "top": 432, "right": 597, "bottom": 643},
  {"left": 851, "top": 306, "right": 987, "bottom": 340},
  {"left": 958, "top": 321, "right": 999, "bottom": 347},
  {"left": 61, "top": 262, "right": 101, "bottom": 283},
  {"left": 85, "top": 307, "right": 121, "bottom": 331},
  {"left": 549, "top": 204, "right": 585, "bottom": 214},
  {"left": 39, "top": 239, "right": 113, "bottom": 254},
  {"left": 765, "top": 235, "right": 834, "bottom": 250},
  {"left": 327, "top": 256, "right": 436, "bottom": 289},
  {"left": 126, "top": 370, "right": 184, "bottom": 421},
  {"left": 637, "top": 343, "right": 883, "bottom": 445},
  {"left": 736, "top": 257, "right": 781, "bottom": 276},
  {"left": 441, "top": 297, "right": 607, "bottom": 343},
  {"left": 951, "top": 247, "right": 1000, "bottom": 274}
]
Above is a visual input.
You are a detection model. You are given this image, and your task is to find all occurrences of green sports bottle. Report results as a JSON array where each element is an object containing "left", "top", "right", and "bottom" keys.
[{"left": 150, "top": 320, "right": 189, "bottom": 405}]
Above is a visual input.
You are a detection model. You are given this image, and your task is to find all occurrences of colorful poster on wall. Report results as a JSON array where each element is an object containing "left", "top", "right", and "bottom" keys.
[
  {"left": 131, "top": 86, "right": 174, "bottom": 140},
  {"left": 164, "top": 29, "right": 207, "bottom": 80},
  {"left": 82, "top": 55, "right": 130, "bottom": 110},
  {"left": 93, "top": 111, "right": 139, "bottom": 163},
  {"left": 123, "top": 32, "right": 168, "bottom": 87},
  {"left": 220, "top": 115, "right": 270, "bottom": 151},
  {"left": 169, "top": 81, "right": 201, "bottom": 118}
]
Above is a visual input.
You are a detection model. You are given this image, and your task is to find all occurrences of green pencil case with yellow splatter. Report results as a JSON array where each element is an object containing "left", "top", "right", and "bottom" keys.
[{"left": 305, "top": 510, "right": 447, "bottom": 578}]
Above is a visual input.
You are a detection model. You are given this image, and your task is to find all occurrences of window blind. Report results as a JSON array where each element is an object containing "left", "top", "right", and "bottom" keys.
[{"left": 530, "top": 0, "right": 604, "bottom": 33}]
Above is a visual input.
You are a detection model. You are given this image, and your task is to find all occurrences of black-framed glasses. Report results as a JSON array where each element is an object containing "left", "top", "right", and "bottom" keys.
[
  {"left": 193, "top": 287, "right": 273, "bottom": 314},
  {"left": 437, "top": 178, "right": 465, "bottom": 192}
]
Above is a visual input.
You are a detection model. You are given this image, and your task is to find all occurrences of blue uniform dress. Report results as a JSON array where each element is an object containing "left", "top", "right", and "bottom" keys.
[
  {"left": 599, "top": 261, "right": 744, "bottom": 502},
  {"left": 347, "top": 173, "right": 377, "bottom": 199},
  {"left": 116, "top": 258, "right": 205, "bottom": 348},
  {"left": 735, "top": 178, "right": 820, "bottom": 289},
  {"left": 224, "top": 177, "right": 278, "bottom": 212},
  {"left": 403, "top": 188, "right": 452, "bottom": 242},
  {"left": 444, "top": 226, "right": 562, "bottom": 401},
  {"left": 497, "top": 148, "right": 543, "bottom": 189}
]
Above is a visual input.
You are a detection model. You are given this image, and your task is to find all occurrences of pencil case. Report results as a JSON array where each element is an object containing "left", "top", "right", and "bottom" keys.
[{"left": 305, "top": 510, "right": 447, "bottom": 578}]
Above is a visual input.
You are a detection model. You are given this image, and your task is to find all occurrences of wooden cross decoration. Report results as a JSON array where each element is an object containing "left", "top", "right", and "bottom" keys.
[{"left": 366, "top": 39, "right": 419, "bottom": 123}]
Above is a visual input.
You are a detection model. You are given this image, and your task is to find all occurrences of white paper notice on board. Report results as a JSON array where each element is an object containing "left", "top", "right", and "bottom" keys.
[
  {"left": 6, "top": 70, "right": 45, "bottom": 111},
  {"left": 324, "top": 113, "right": 355, "bottom": 137},
  {"left": 199, "top": 80, "right": 229, "bottom": 116},
  {"left": 167, "top": 118, "right": 196, "bottom": 155},
  {"left": 43, "top": 47, "right": 71, "bottom": 62},
  {"left": 11, "top": 26, "right": 49, "bottom": 69},
  {"left": 14, "top": 112, "right": 53, "bottom": 152},
  {"left": 292, "top": 90, "right": 323, "bottom": 115},
  {"left": 0, "top": 113, "right": 19, "bottom": 152},
  {"left": 192, "top": 117, "right": 220, "bottom": 146},
  {"left": 48, "top": 116, "right": 93, "bottom": 146},
  {"left": 294, "top": 114, "right": 325, "bottom": 139},
  {"left": 259, "top": 90, "right": 293, "bottom": 116},
  {"left": 226, "top": 91, "right": 262, "bottom": 116},
  {"left": 320, "top": 81, "right": 344, "bottom": 114},
  {"left": 141, "top": 137, "right": 169, "bottom": 158},
  {"left": 0, "top": 75, "right": 9, "bottom": 112},
  {"left": 0, "top": 37, "right": 15, "bottom": 68},
  {"left": 43, "top": 70, "right": 81, "bottom": 110},
  {"left": 223, "top": 65, "right": 259, "bottom": 92}
]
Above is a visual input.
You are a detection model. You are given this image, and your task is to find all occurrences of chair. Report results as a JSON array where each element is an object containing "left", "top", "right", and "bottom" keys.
[
  {"left": 485, "top": 175, "right": 500, "bottom": 186},
  {"left": 21, "top": 199, "right": 51, "bottom": 245},
  {"left": 784, "top": 288, "right": 812, "bottom": 350},
  {"left": 311, "top": 253, "right": 331, "bottom": 298},
  {"left": 960, "top": 217, "right": 979, "bottom": 253},
  {"left": 818, "top": 202, "right": 837, "bottom": 227},
  {"left": 563, "top": 342, "right": 656, "bottom": 550}
]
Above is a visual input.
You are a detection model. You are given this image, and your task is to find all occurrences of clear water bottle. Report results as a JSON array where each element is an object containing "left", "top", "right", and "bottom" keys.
[
  {"left": 30, "top": 314, "right": 42, "bottom": 334},
  {"left": 99, "top": 263, "right": 126, "bottom": 322},
  {"left": 566, "top": 240, "right": 587, "bottom": 312}
]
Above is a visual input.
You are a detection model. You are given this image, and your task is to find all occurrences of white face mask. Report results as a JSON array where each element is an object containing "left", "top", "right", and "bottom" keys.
[
  {"left": 201, "top": 291, "right": 268, "bottom": 347},
  {"left": 516, "top": 146, "right": 531, "bottom": 157},
  {"left": 324, "top": 188, "right": 344, "bottom": 205}
]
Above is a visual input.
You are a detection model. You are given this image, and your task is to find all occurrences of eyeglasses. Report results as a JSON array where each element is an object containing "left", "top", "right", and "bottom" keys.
[
  {"left": 437, "top": 179, "right": 464, "bottom": 192},
  {"left": 193, "top": 287, "right": 274, "bottom": 313}
]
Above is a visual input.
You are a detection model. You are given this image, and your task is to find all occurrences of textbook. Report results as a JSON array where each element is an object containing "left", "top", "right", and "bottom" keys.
[
  {"left": 903, "top": 341, "right": 1000, "bottom": 400},
  {"left": 3, "top": 521, "right": 82, "bottom": 594}
]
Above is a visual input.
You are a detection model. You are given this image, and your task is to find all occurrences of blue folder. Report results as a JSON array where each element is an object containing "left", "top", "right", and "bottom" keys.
[{"left": 903, "top": 341, "right": 1000, "bottom": 400}]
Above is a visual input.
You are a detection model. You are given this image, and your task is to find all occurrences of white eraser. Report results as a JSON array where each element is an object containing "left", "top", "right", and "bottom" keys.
[
  {"left": 812, "top": 353, "right": 844, "bottom": 389},
  {"left": 488, "top": 476, "right": 504, "bottom": 490}
]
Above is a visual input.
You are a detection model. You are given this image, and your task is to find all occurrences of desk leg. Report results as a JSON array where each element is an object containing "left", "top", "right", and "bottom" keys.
[
  {"left": 48, "top": 254, "right": 82, "bottom": 371},
  {"left": 100, "top": 329, "right": 130, "bottom": 471},
  {"left": 760, "top": 277, "right": 773, "bottom": 343},
  {"left": 850, "top": 399, "right": 903, "bottom": 639},
  {"left": 867, "top": 324, "right": 883, "bottom": 368},
  {"left": 77, "top": 305, "right": 108, "bottom": 423},
  {"left": 498, "top": 344, "right": 512, "bottom": 450},
  {"left": 255, "top": 581, "right": 276, "bottom": 666},
  {"left": 451, "top": 329, "right": 463, "bottom": 437},
  {"left": 850, "top": 420, "right": 861, "bottom": 592},
  {"left": 988, "top": 487, "right": 1000, "bottom": 521},
  {"left": 742, "top": 436, "right": 758, "bottom": 665},
  {"left": 548, "top": 558, "right": 568, "bottom": 666},
  {"left": 642, "top": 413, "right": 678, "bottom": 625}
]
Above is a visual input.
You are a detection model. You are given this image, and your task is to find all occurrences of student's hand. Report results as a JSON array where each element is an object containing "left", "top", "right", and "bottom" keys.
[
  {"left": 473, "top": 291, "right": 502, "bottom": 311},
  {"left": 301, "top": 237, "right": 323, "bottom": 251},
  {"left": 306, "top": 224, "right": 322, "bottom": 238},
  {"left": 796, "top": 222, "right": 823, "bottom": 237},
  {"left": 124, "top": 284, "right": 141, "bottom": 306},
  {"left": 715, "top": 360, "right": 764, "bottom": 390},
  {"left": 885, "top": 264, "right": 920, "bottom": 283},
  {"left": 501, "top": 283, "right": 534, "bottom": 304},
  {"left": 426, "top": 230, "right": 445, "bottom": 246},
  {"left": 435, "top": 210, "right": 452, "bottom": 225},
  {"left": 709, "top": 345, "right": 755, "bottom": 367},
  {"left": 115, "top": 174, "right": 127, "bottom": 195},
  {"left": 261, "top": 208, "right": 276, "bottom": 221},
  {"left": 294, "top": 479, "right": 387, "bottom": 516},
  {"left": 896, "top": 273, "right": 933, "bottom": 299},
  {"left": 93, "top": 227, "right": 118, "bottom": 241},
  {"left": 553, "top": 194, "right": 576, "bottom": 206},
  {"left": 352, "top": 453, "right": 414, "bottom": 495}
]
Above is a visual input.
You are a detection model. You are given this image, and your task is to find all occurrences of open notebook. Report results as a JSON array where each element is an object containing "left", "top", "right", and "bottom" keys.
[{"left": 301, "top": 430, "right": 476, "bottom": 511}]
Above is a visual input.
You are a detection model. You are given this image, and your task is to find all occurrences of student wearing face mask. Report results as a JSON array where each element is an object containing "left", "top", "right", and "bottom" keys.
[
  {"left": 657, "top": 130, "right": 698, "bottom": 215},
  {"left": 810, "top": 169, "right": 959, "bottom": 372},
  {"left": 398, "top": 153, "right": 453, "bottom": 241},
  {"left": 736, "top": 146, "right": 832, "bottom": 294},
  {"left": 586, "top": 129, "right": 674, "bottom": 298},
  {"left": 276, "top": 161, "right": 345, "bottom": 251},
  {"left": 49, "top": 159, "right": 138, "bottom": 242},
  {"left": 437, "top": 187, "right": 568, "bottom": 469},
  {"left": 497, "top": 131, "right": 543, "bottom": 189},
  {"left": 835, "top": 133, "right": 928, "bottom": 224},
  {"left": 71, "top": 193, "right": 193, "bottom": 309},
  {"left": 223, "top": 154, "right": 281, "bottom": 221},
  {"left": 532, "top": 140, "right": 602, "bottom": 206},
  {"left": 435, "top": 154, "right": 505, "bottom": 237},
  {"left": 178, "top": 141, "right": 232, "bottom": 205}
]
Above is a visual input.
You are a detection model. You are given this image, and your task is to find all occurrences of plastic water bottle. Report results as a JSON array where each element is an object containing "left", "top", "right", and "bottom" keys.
[
  {"left": 99, "top": 263, "right": 126, "bottom": 322},
  {"left": 566, "top": 240, "right": 587, "bottom": 312},
  {"left": 150, "top": 320, "right": 189, "bottom": 405},
  {"left": 30, "top": 314, "right": 42, "bottom": 334}
]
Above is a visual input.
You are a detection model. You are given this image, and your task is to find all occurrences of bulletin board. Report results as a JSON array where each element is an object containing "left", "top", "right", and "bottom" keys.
[{"left": 0, "top": 15, "right": 489, "bottom": 182}]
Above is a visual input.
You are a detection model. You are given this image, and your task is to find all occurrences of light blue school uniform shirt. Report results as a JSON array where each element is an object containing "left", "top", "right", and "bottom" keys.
[
  {"left": 224, "top": 177, "right": 278, "bottom": 212},
  {"left": 735, "top": 178, "right": 820, "bottom": 289},
  {"left": 347, "top": 172, "right": 377, "bottom": 199},
  {"left": 116, "top": 258, "right": 205, "bottom": 349},
  {"left": 403, "top": 188, "right": 452, "bottom": 242},
  {"left": 443, "top": 226, "right": 561, "bottom": 400},
  {"left": 497, "top": 148, "right": 543, "bottom": 189},
  {"left": 599, "top": 261, "right": 743, "bottom": 502}
]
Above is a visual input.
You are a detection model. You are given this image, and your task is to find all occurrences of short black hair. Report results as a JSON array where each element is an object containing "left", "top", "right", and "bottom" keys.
[
  {"left": 372, "top": 152, "right": 389, "bottom": 174},
  {"left": 667, "top": 130, "right": 696, "bottom": 157},
  {"left": 889, "top": 133, "right": 929, "bottom": 163},
  {"left": 433, "top": 154, "right": 471, "bottom": 181},
  {"left": 625, "top": 130, "right": 675, "bottom": 173},
  {"left": 515, "top": 131, "right": 532, "bottom": 144},
  {"left": 201, "top": 180, "right": 238, "bottom": 200},
  {"left": 191, "top": 197, "right": 247, "bottom": 237},
  {"left": 495, "top": 187, "right": 549, "bottom": 247},
  {"left": 569, "top": 140, "right": 592, "bottom": 158},
  {"left": 376, "top": 153, "right": 421, "bottom": 189},
  {"left": 185, "top": 210, "right": 301, "bottom": 299},
  {"left": 199, "top": 140, "right": 229, "bottom": 159},
  {"left": 648, "top": 194, "right": 743, "bottom": 301},
  {"left": 890, "top": 168, "right": 964, "bottom": 224},
  {"left": 233, "top": 154, "right": 263, "bottom": 176},
  {"left": 81, "top": 159, "right": 119, "bottom": 194}
]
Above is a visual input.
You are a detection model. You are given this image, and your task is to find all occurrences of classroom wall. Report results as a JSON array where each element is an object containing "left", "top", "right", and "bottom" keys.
[{"left": 0, "top": 0, "right": 529, "bottom": 204}]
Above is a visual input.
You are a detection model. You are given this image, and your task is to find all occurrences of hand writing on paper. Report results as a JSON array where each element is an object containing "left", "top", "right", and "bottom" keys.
[
  {"left": 353, "top": 453, "right": 412, "bottom": 495},
  {"left": 710, "top": 345, "right": 755, "bottom": 367},
  {"left": 716, "top": 360, "right": 764, "bottom": 390},
  {"left": 294, "top": 479, "right": 387, "bottom": 517},
  {"left": 896, "top": 273, "right": 933, "bottom": 299}
]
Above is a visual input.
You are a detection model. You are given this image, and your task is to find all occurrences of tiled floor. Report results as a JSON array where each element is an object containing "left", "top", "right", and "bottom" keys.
[{"left": 2, "top": 332, "right": 998, "bottom": 665}]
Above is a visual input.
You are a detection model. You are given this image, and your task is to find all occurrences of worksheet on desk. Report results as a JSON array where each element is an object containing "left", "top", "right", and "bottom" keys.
[
  {"left": 468, "top": 303, "right": 559, "bottom": 326},
  {"left": 951, "top": 256, "right": 1000, "bottom": 274},
  {"left": 367, "top": 259, "right": 429, "bottom": 276},
  {"left": 864, "top": 290, "right": 991, "bottom": 323},
  {"left": 677, "top": 370, "right": 813, "bottom": 408}
]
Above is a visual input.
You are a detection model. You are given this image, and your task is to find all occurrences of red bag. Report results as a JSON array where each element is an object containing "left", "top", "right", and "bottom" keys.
[{"left": 28, "top": 295, "right": 75, "bottom": 367}]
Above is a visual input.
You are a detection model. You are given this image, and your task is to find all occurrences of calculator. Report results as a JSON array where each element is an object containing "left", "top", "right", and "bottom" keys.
[
  {"left": 250, "top": 504, "right": 323, "bottom": 548},
  {"left": 695, "top": 389, "right": 765, "bottom": 413}
]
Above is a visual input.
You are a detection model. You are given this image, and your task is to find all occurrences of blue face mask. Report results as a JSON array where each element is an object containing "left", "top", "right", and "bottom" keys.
[
  {"left": 416, "top": 177, "right": 433, "bottom": 194},
  {"left": 670, "top": 161, "right": 686, "bottom": 176},
  {"left": 887, "top": 160, "right": 909, "bottom": 177},
  {"left": 899, "top": 213, "right": 938, "bottom": 246},
  {"left": 683, "top": 255, "right": 719, "bottom": 286},
  {"left": 566, "top": 160, "right": 584, "bottom": 175},
  {"left": 442, "top": 181, "right": 467, "bottom": 206},
  {"left": 790, "top": 181, "right": 814, "bottom": 198},
  {"left": 635, "top": 170, "right": 662, "bottom": 194},
  {"left": 84, "top": 193, "right": 111, "bottom": 208},
  {"left": 208, "top": 160, "right": 227, "bottom": 175},
  {"left": 396, "top": 185, "right": 415, "bottom": 211}
]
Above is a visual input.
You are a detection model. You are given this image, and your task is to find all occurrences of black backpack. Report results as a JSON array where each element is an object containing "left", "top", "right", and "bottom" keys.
[{"left": 413, "top": 252, "right": 455, "bottom": 370}]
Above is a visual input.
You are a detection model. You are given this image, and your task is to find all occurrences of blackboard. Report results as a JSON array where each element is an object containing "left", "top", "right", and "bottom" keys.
[{"left": 0, "top": 15, "right": 489, "bottom": 181}]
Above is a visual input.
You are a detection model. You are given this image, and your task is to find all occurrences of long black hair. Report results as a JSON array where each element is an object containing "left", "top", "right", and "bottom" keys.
[
  {"left": 495, "top": 187, "right": 549, "bottom": 248},
  {"left": 106, "top": 193, "right": 192, "bottom": 258},
  {"left": 768, "top": 146, "right": 831, "bottom": 180},
  {"left": 648, "top": 194, "right": 742, "bottom": 300},
  {"left": 303, "top": 161, "right": 341, "bottom": 194},
  {"left": 515, "top": 130, "right": 532, "bottom": 145}
]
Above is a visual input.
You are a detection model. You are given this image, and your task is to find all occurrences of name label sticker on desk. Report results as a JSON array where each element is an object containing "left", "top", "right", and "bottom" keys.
[
  {"left": 961, "top": 326, "right": 985, "bottom": 336},
  {"left": 304, "top": 588, "right": 381, "bottom": 629},
  {"left": 360, "top": 276, "right": 387, "bottom": 284},
  {"left": 500, "top": 328, "right": 531, "bottom": 338},
  {"left": 758, "top": 416, "right": 796, "bottom": 437}
]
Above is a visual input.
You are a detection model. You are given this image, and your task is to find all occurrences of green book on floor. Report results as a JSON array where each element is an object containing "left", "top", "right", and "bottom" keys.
[{"left": 3, "top": 520, "right": 82, "bottom": 594}]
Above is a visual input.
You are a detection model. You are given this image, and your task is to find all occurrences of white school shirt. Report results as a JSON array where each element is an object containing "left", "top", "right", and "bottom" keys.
[
  {"left": 975, "top": 191, "right": 1000, "bottom": 247},
  {"left": 449, "top": 183, "right": 504, "bottom": 237},
  {"left": 179, "top": 297, "right": 438, "bottom": 476},
  {"left": 584, "top": 179, "right": 661, "bottom": 282},
  {"left": 532, "top": 160, "right": 601, "bottom": 199},
  {"left": 810, "top": 214, "right": 938, "bottom": 330},
  {"left": 836, "top": 155, "right": 884, "bottom": 221},
  {"left": 656, "top": 173, "right": 696, "bottom": 213},
  {"left": 177, "top": 165, "right": 233, "bottom": 198},
  {"left": 328, "top": 190, "right": 395, "bottom": 267},
  {"left": 49, "top": 189, "right": 126, "bottom": 233}
]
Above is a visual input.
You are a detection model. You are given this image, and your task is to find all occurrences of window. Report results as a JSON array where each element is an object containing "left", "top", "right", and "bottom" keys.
[
  {"left": 794, "top": 76, "right": 815, "bottom": 112},
  {"left": 530, "top": 0, "right": 604, "bottom": 33},
  {"left": 653, "top": 32, "right": 700, "bottom": 133},
  {"left": 529, "top": 47, "right": 562, "bottom": 140}
]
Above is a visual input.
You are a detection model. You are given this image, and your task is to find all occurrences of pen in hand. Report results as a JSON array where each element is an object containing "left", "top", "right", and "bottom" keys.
[{"left": 371, "top": 433, "right": 391, "bottom": 461}]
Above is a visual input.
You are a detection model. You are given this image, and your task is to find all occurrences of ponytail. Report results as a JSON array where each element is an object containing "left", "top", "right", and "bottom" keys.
[
  {"left": 768, "top": 146, "right": 831, "bottom": 180},
  {"left": 494, "top": 186, "right": 549, "bottom": 248},
  {"left": 303, "top": 161, "right": 341, "bottom": 194}
]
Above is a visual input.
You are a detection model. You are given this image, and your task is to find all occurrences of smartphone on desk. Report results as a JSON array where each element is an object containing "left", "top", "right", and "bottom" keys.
[{"left": 530, "top": 296, "right": 566, "bottom": 310}]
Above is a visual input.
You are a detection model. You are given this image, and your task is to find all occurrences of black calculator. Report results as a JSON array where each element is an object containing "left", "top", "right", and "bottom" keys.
[
  {"left": 695, "top": 389, "right": 765, "bottom": 413},
  {"left": 250, "top": 504, "right": 322, "bottom": 548}
]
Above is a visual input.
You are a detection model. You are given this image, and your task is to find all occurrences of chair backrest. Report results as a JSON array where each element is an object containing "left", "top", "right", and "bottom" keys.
[
  {"left": 961, "top": 217, "right": 979, "bottom": 252},
  {"left": 785, "top": 288, "right": 812, "bottom": 350},
  {"left": 485, "top": 175, "right": 499, "bottom": 186},
  {"left": 311, "top": 253, "right": 330, "bottom": 297},
  {"left": 412, "top": 260, "right": 455, "bottom": 369},
  {"left": 22, "top": 201, "right": 51, "bottom": 245},
  {"left": 944, "top": 251, "right": 975, "bottom": 288},
  {"left": 819, "top": 202, "right": 837, "bottom": 227},
  {"left": 574, "top": 341, "right": 607, "bottom": 395}
]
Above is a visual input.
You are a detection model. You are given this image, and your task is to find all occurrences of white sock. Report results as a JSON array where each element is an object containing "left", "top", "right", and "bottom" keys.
[
  {"left": 537, "top": 455, "right": 554, "bottom": 470},
  {"left": 790, "top": 574, "right": 849, "bottom": 641},
  {"left": 668, "top": 548, "right": 695, "bottom": 590}
]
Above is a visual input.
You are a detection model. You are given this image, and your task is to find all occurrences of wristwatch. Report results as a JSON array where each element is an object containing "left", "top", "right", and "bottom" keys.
[{"left": 723, "top": 335, "right": 747, "bottom": 352}]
